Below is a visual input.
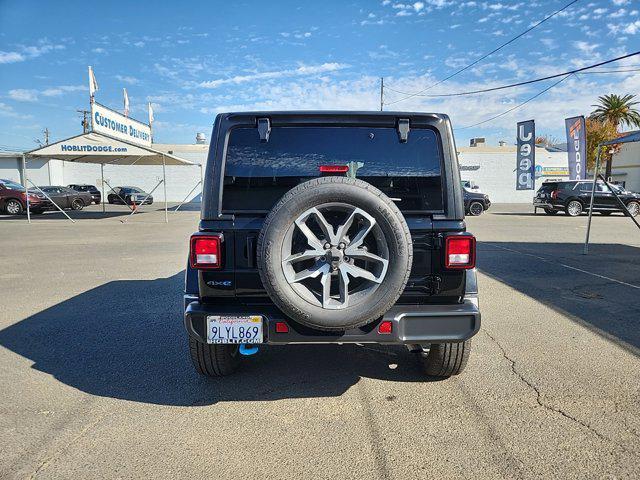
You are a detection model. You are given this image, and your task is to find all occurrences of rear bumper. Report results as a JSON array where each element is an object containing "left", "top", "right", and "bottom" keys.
[
  {"left": 184, "top": 297, "right": 480, "bottom": 345},
  {"left": 533, "top": 200, "right": 558, "bottom": 209}
]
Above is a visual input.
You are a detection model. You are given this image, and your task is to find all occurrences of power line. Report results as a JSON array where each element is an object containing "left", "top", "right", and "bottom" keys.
[
  {"left": 384, "top": 50, "right": 640, "bottom": 102},
  {"left": 384, "top": 0, "right": 580, "bottom": 104},
  {"left": 576, "top": 67, "right": 640, "bottom": 74},
  {"left": 456, "top": 74, "right": 573, "bottom": 130}
]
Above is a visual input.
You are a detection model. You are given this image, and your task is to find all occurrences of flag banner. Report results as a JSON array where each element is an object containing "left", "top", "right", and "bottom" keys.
[
  {"left": 565, "top": 116, "right": 586, "bottom": 180},
  {"left": 88, "top": 66, "right": 99, "bottom": 98},
  {"left": 123, "top": 88, "right": 130, "bottom": 117},
  {"left": 516, "top": 120, "right": 535, "bottom": 190},
  {"left": 91, "top": 102, "right": 152, "bottom": 147},
  {"left": 148, "top": 102, "right": 154, "bottom": 124}
]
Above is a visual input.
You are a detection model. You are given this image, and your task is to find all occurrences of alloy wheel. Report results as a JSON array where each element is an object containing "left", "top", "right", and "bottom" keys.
[
  {"left": 6, "top": 200, "right": 21, "bottom": 215},
  {"left": 469, "top": 202, "right": 484, "bottom": 216},
  {"left": 281, "top": 203, "right": 389, "bottom": 310},
  {"left": 567, "top": 201, "right": 582, "bottom": 216}
]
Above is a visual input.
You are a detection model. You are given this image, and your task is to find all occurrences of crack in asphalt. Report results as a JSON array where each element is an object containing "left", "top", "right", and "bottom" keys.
[
  {"left": 480, "top": 328, "right": 633, "bottom": 454},
  {"left": 357, "top": 379, "right": 391, "bottom": 480}
]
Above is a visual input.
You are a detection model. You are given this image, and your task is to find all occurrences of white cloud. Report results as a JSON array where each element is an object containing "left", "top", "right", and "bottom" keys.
[
  {"left": 0, "top": 102, "right": 31, "bottom": 119},
  {"left": 573, "top": 41, "right": 599, "bottom": 55},
  {"left": 92, "top": 47, "right": 106, "bottom": 54},
  {"left": 8, "top": 89, "right": 38, "bottom": 102},
  {"left": 0, "top": 51, "right": 26, "bottom": 64},
  {"left": 0, "top": 40, "right": 64, "bottom": 64},
  {"left": 41, "top": 85, "right": 87, "bottom": 96},
  {"left": 197, "top": 63, "right": 349, "bottom": 89},
  {"left": 608, "top": 19, "right": 640, "bottom": 34},
  {"left": 115, "top": 75, "right": 140, "bottom": 85},
  {"left": 6, "top": 85, "right": 87, "bottom": 102}
]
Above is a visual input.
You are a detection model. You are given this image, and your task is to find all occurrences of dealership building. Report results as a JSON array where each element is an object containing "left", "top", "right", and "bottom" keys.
[{"left": 1, "top": 135, "right": 580, "bottom": 204}]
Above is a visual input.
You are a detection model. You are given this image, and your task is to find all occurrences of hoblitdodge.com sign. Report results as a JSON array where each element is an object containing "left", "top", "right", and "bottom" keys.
[
  {"left": 91, "top": 102, "right": 152, "bottom": 147},
  {"left": 516, "top": 120, "right": 535, "bottom": 190}
]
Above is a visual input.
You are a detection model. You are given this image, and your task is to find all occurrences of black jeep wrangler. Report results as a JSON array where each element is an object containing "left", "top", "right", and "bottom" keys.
[{"left": 184, "top": 112, "right": 480, "bottom": 378}]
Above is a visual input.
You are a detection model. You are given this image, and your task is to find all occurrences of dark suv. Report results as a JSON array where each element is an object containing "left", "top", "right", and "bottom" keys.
[
  {"left": 463, "top": 188, "right": 491, "bottom": 216},
  {"left": 184, "top": 112, "right": 480, "bottom": 379},
  {"left": 534, "top": 180, "right": 640, "bottom": 217},
  {"left": 68, "top": 184, "right": 101, "bottom": 204}
]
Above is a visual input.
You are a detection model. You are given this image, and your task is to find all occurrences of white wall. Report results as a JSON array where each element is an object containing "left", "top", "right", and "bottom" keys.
[
  {"left": 611, "top": 142, "right": 640, "bottom": 191},
  {"left": 458, "top": 147, "right": 569, "bottom": 203}
]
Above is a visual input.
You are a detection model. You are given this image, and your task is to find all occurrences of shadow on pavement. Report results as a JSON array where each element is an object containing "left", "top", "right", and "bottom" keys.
[
  {"left": 0, "top": 272, "right": 430, "bottom": 406},
  {"left": 491, "top": 212, "right": 629, "bottom": 217},
  {"left": 478, "top": 242, "right": 640, "bottom": 355},
  {"left": 0, "top": 210, "right": 141, "bottom": 221}
]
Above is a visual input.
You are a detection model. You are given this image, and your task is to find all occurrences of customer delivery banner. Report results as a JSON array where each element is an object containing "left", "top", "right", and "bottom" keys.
[{"left": 565, "top": 116, "right": 586, "bottom": 180}]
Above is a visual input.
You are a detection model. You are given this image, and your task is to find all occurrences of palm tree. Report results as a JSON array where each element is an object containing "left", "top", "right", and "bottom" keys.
[{"left": 590, "top": 94, "right": 640, "bottom": 178}]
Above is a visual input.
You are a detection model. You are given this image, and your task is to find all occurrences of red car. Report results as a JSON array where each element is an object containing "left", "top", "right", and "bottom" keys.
[{"left": 0, "top": 179, "right": 51, "bottom": 215}]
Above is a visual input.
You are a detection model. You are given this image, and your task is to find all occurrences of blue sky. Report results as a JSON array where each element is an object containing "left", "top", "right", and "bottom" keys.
[{"left": 0, "top": 0, "right": 638, "bottom": 150}]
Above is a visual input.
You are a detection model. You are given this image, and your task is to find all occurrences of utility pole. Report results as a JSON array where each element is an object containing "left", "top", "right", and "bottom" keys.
[
  {"left": 380, "top": 77, "right": 384, "bottom": 111},
  {"left": 77, "top": 109, "right": 90, "bottom": 133}
]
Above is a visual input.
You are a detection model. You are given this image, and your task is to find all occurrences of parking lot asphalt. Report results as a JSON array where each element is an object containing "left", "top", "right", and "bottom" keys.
[{"left": 1, "top": 203, "right": 639, "bottom": 479}]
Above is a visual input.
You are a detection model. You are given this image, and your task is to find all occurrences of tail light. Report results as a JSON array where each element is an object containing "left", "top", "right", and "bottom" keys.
[
  {"left": 445, "top": 235, "right": 476, "bottom": 269},
  {"left": 190, "top": 234, "right": 222, "bottom": 269}
]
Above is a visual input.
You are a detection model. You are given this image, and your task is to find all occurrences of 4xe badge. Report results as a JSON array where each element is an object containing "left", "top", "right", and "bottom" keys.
[{"left": 206, "top": 280, "right": 232, "bottom": 288}]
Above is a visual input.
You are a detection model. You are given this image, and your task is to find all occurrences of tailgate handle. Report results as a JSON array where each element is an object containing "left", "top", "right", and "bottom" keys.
[{"left": 246, "top": 236, "right": 256, "bottom": 268}]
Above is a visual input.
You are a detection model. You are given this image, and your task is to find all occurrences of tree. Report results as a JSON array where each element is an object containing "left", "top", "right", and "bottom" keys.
[
  {"left": 589, "top": 94, "right": 640, "bottom": 178},
  {"left": 535, "top": 134, "right": 559, "bottom": 147},
  {"left": 585, "top": 118, "right": 619, "bottom": 174}
]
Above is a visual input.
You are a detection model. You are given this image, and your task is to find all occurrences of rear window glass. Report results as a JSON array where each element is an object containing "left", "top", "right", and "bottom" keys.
[
  {"left": 222, "top": 126, "right": 444, "bottom": 213},
  {"left": 538, "top": 184, "right": 558, "bottom": 193}
]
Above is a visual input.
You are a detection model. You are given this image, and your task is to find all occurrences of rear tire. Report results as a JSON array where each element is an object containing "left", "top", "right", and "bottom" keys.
[
  {"left": 421, "top": 341, "right": 471, "bottom": 377},
  {"left": 188, "top": 337, "right": 240, "bottom": 377},
  {"left": 626, "top": 201, "right": 639, "bottom": 217},
  {"left": 543, "top": 208, "right": 558, "bottom": 215},
  {"left": 565, "top": 200, "right": 583, "bottom": 217},
  {"left": 71, "top": 198, "right": 84, "bottom": 210}
]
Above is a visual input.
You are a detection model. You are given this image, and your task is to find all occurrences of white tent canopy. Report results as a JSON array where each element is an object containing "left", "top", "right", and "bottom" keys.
[
  {"left": 25, "top": 132, "right": 193, "bottom": 166},
  {"left": 21, "top": 131, "right": 197, "bottom": 224}
]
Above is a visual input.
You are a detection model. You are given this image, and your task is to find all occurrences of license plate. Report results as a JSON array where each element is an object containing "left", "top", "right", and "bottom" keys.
[{"left": 206, "top": 315, "right": 263, "bottom": 344}]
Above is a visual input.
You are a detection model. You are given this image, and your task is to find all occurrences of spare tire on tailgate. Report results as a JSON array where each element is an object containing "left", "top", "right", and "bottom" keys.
[{"left": 257, "top": 176, "right": 413, "bottom": 331}]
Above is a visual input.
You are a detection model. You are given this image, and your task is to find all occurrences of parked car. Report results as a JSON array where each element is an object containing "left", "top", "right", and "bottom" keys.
[
  {"left": 533, "top": 180, "right": 640, "bottom": 217},
  {"left": 68, "top": 184, "right": 101, "bottom": 204},
  {"left": 107, "top": 186, "right": 154, "bottom": 205},
  {"left": 0, "top": 179, "right": 51, "bottom": 214},
  {"left": 463, "top": 188, "right": 491, "bottom": 216},
  {"left": 38, "top": 186, "right": 94, "bottom": 211},
  {"left": 184, "top": 111, "right": 479, "bottom": 379}
]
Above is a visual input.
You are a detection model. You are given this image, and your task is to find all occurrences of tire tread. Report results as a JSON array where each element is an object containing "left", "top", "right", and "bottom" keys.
[
  {"left": 189, "top": 337, "right": 240, "bottom": 377},
  {"left": 422, "top": 340, "right": 471, "bottom": 377}
]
